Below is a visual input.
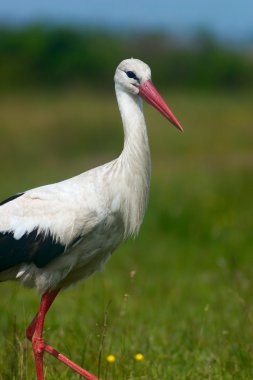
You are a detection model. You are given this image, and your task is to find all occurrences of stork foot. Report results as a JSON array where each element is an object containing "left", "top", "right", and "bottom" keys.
[
  {"left": 31, "top": 336, "right": 98, "bottom": 380},
  {"left": 31, "top": 336, "right": 45, "bottom": 380},
  {"left": 26, "top": 289, "right": 99, "bottom": 380}
]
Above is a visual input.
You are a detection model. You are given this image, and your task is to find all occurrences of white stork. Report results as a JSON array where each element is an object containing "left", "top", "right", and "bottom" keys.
[{"left": 0, "top": 58, "right": 183, "bottom": 380}]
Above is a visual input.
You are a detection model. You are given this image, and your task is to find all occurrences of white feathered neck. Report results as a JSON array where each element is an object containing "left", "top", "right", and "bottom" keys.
[{"left": 114, "top": 84, "right": 151, "bottom": 238}]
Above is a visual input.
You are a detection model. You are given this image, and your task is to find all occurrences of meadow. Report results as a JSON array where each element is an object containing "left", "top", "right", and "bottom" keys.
[{"left": 0, "top": 88, "right": 253, "bottom": 380}]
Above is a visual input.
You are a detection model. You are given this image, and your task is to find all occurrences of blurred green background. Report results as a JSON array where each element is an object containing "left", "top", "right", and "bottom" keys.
[
  {"left": 0, "top": 4, "right": 253, "bottom": 380},
  {"left": 0, "top": 25, "right": 253, "bottom": 91}
]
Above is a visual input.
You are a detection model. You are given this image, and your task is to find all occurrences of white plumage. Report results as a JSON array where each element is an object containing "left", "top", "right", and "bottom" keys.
[{"left": 0, "top": 58, "right": 182, "bottom": 380}]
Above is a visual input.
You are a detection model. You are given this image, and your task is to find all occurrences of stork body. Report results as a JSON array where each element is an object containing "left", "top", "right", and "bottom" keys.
[{"left": 0, "top": 59, "right": 182, "bottom": 380}]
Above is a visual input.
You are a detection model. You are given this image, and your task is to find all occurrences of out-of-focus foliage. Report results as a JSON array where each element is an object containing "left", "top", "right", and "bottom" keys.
[{"left": 0, "top": 25, "right": 252, "bottom": 90}]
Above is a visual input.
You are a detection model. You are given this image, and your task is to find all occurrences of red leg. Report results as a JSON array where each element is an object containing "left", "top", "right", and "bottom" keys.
[
  {"left": 26, "top": 289, "right": 99, "bottom": 380},
  {"left": 26, "top": 288, "right": 60, "bottom": 341},
  {"left": 26, "top": 289, "right": 60, "bottom": 380}
]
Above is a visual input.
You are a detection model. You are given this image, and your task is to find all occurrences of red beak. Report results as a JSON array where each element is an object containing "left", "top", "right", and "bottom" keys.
[{"left": 138, "top": 80, "right": 183, "bottom": 132}]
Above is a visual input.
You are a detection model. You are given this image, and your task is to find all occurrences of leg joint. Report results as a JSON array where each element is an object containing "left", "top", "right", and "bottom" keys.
[{"left": 32, "top": 336, "right": 45, "bottom": 355}]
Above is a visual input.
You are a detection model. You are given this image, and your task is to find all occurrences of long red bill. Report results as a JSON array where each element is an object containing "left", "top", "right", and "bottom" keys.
[{"left": 138, "top": 80, "right": 183, "bottom": 132}]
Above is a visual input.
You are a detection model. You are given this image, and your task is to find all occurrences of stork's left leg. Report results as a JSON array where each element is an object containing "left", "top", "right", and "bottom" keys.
[{"left": 26, "top": 289, "right": 99, "bottom": 380}]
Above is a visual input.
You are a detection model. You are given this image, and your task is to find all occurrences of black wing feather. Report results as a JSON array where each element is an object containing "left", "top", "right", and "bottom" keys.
[
  {"left": 0, "top": 192, "right": 82, "bottom": 272},
  {"left": 0, "top": 229, "right": 66, "bottom": 272}
]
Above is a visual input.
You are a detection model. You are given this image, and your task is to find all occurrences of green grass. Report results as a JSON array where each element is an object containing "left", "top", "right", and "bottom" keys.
[{"left": 0, "top": 88, "right": 253, "bottom": 379}]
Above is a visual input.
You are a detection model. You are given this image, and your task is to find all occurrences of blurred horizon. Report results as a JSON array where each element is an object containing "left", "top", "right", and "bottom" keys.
[
  {"left": 0, "top": 24, "right": 252, "bottom": 92},
  {"left": 1, "top": 0, "right": 253, "bottom": 44},
  {"left": 1, "top": 0, "right": 252, "bottom": 93}
]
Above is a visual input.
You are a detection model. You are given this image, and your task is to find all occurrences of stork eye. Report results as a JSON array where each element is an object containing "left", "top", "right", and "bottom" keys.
[{"left": 126, "top": 71, "right": 138, "bottom": 81}]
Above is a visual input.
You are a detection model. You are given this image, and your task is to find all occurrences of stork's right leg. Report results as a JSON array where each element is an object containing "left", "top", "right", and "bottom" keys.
[
  {"left": 26, "top": 289, "right": 99, "bottom": 380},
  {"left": 26, "top": 289, "right": 60, "bottom": 342},
  {"left": 26, "top": 289, "right": 60, "bottom": 380}
]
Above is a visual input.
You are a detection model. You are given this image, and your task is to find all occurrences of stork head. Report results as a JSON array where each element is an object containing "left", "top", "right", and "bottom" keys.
[{"left": 114, "top": 58, "right": 183, "bottom": 131}]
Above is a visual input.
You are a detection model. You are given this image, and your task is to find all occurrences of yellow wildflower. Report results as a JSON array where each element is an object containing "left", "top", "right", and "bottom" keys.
[
  {"left": 134, "top": 353, "right": 144, "bottom": 361},
  {"left": 106, "top": 354, "right": 116, "bottom": 363}
]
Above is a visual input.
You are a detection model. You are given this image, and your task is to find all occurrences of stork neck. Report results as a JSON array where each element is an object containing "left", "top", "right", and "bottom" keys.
[
  {"left": 115, "top": 84, "right": 150, "bottom": 160},
  {"left": 114, "top": 84, "right": 151, "bottom": 237}
]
